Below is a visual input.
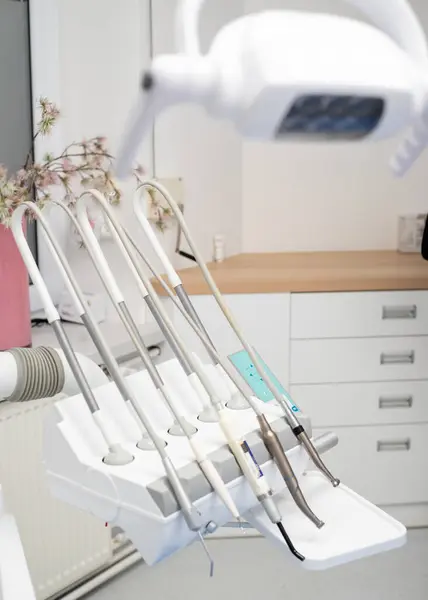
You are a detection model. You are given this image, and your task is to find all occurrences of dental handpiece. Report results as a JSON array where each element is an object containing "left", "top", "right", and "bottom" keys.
[
  {"left": 15, "top": 201, "right": 208, "bottom": 537},
  {"left": 131, "top": 179, "right": 323, "bottom": 529},
  {"left": 76, "top": 191, "right": 305, "bottom": 559},
  {"left": 75, "top": 192, "right": 241, "bottom": 524},
  {"left": 135, "top": 179, "right": 339, "bottom": 488},
  {"left": 10, "top": 204, "right": 134, "bottom": 468}
]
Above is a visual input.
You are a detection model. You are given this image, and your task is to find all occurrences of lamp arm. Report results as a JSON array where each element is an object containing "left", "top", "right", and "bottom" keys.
[{"left": 176, "top": 0, "right": 428, "bottom": 65}]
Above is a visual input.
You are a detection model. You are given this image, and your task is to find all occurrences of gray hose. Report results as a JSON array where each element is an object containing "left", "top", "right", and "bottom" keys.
[{"left": 5, "top": 347, "right": 65, "bottom": 403}]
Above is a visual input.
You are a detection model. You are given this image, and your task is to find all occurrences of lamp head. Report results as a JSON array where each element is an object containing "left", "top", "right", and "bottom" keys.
[{"left": 115, "top": 0, "right": 428, "bottom": 179}]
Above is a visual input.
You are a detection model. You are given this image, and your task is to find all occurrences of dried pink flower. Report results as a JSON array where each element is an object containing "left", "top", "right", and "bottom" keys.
[
  {"left": 15, "top": 169, "right": 29, "bottom": 187},
  {"left": 44, "top": 171, "right": 60, "bottom": 186},
  {"left": 62, "top": 158, "right": 74, "bottom": 172},
  {"left": 0, "top": 97, "right": 150, "bottom": 229}
]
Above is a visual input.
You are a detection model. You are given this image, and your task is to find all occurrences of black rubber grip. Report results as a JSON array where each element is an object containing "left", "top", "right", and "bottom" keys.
[{"left": 292, "top": 425, "right": 305, "bottom": 436}]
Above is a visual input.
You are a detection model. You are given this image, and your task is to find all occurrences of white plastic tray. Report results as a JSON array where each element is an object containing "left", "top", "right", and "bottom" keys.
[{"left": 244, "top": 471, "right": 407, "bottom": 570}]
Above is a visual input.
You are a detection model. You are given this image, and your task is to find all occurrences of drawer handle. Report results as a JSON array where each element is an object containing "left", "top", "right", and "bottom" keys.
[
  {"left": 382, "top": 305, "right": 417, "bottom": 320},
  {"left": 380, "top": 351, "right": 415, "bottom": 365},
  {"left": 377, "top": 439, "right": 411, "bottom": 452},
  {"left": 379, "top": 396, "right": 413, "bottom": 409}
]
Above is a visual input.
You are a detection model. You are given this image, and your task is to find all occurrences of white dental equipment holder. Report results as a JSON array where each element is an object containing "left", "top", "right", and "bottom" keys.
[
  {"left": 8, "top": 0, "right": 426, "bottom": 578},
  {"left": 10, "top": 189, "right": 406, "bottom": 572}
]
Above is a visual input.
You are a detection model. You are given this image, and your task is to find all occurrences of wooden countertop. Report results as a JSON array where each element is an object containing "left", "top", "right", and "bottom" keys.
[{"left": 151, "top": 251, "right": 428, "bottom": 295}]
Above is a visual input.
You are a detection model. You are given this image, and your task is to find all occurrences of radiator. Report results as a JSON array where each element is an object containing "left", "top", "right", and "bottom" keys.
[{"left": 0, "top": 397, "right": 114, "bottom": 600}]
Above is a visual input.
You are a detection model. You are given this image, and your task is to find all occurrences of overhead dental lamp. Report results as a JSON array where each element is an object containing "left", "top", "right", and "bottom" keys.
[{"left": 116, "top": 0, "right": 428, "bottom": 180}]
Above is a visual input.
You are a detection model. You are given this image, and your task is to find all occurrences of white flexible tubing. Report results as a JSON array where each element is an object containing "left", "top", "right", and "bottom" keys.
[
  {"left": 11, "top": 204, "right": 121, "bottom": 451},
  {"left": 133, "top": 178, "right": 241, "bottom": 401},
  {"left": 104, "top": 215, "right": 151, "bottom": 301},
  {"left": 78, "top": 192, "right": 268, "bottom": 501},
  {"left": 133, "top": 180, "right": 181, "bottom": 288},
  {"left": 11, "top": 206, "right": 60, "bottom": 324},
  {"left": 77, "top": 193, "right": 241, "bottom": 519},
  {"left": 77, "top": 192, "right": 223, "bottom": 406},
  {"left": 75, "top": 201, "right": 125, "bottom": 305},
  {"left": 124, "top": 226, "right": 262, "bottom": 415},
  {"left": 145, "top": 183, "right": 301, "bottom": 429},
  {"left": 40, "top": 229, "right": 86, "bottom": 317},
  {"left": 38, "top": 210, "right": 146, "bottom": 436}
]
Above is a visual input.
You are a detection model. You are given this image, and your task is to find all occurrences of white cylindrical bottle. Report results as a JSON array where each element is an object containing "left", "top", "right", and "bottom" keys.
[{"left": 213, "top": 234, "right": 225, "bottom": 263}]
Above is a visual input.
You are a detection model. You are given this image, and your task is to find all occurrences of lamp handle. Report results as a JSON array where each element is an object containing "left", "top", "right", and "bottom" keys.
[{"left": 177, "top": 0, "right": 428, "bottom": 65}]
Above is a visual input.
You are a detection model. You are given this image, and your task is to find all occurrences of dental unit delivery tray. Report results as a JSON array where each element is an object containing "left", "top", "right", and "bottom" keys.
[{"left": 43, "top": 358, "right": 406, "bottom": 569}]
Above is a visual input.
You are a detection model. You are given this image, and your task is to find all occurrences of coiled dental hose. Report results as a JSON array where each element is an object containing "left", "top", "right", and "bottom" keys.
[
  {"left": 0, "top": 346, "right": 111, "bottom": 404},
  {"left": 133, "top": 178, "right": 339, "bottom": 489},
  {"left": 3, "top": 347, "right": 65, "bottom": 402}
]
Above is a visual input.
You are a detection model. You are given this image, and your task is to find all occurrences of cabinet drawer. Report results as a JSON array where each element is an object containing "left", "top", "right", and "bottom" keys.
[
  {"left": 290, "top": 336, "right": 428, "bottom": 384},
  {"left": 291, "top": 291, "right": 428, "bottom": 339},
  {"left": 311, "top": 424, "right": 428, "bottom": 506},
  {"left": 291, "top": 381, "right": 428, "bottom": 428}
]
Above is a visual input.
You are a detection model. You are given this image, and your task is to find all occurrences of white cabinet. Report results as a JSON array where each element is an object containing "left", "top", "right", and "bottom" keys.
[
  {"left": 172, "top": 293, "right": 291, "bottom": 387},
  {"left": 290, "top": 290, "right": 428, "bottom": 519},
  {"left": 290, "top": 336, "right": 428, "bottom": 384},
  {"left": 291, "top": 291, "right": 428, "bottom": 339},
  {"left": 291, "top": 381, "right": 428, "bottom": 428},
  {"left": 174, "top": 288, "right": 428, "bottom": 522},
  {"left": 312, "top": 424, "right": 428, "bottom": 506}
]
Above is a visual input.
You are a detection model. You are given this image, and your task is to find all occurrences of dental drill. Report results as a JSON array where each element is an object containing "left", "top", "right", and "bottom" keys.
[
  {"left": 11, "top": 204, "right": 134, "bottom": 469},
  {"left": 131, "top": 178, "right": 324, "bottom": 530},
  {"left": 132, "top": 180, "right": 339, "bottom": 488},
  {"left": 76, "top": 189, "right": 306, "bottom": 561},
  {"left": 11, "top": 202, "right": 217, "bottom": 572}
]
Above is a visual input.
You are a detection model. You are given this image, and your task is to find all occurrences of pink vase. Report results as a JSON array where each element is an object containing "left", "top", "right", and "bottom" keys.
[{"left": 0, "top": 224, "right": 31, "bottom": 350}]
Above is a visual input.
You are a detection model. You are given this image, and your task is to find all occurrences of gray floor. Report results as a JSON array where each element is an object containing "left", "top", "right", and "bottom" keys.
[{"left": 88, "top": 529, "right": 428, "bottom": 600}]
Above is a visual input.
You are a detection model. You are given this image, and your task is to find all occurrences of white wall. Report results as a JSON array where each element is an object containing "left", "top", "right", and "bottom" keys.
[
  {"left": 57, "top": 0, "right": 153, "bottom": 322},
  {"left": 58, "top": 0, "right": 243, "bottom": 322},
  {"left": 58, "top": 0, "right": 428, "bottom": 314},
  {"left": 242, "top": 0, "right": 428, "bottom": 253},
  {"left": 151, "top": 0, "right": 244, "bottom": 267}
]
